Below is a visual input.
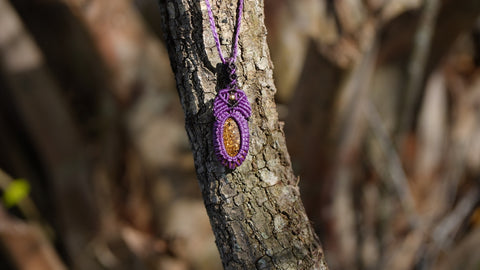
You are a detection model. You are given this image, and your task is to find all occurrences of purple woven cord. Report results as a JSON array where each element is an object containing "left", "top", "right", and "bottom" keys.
[
  {"left": 205, "top": 0, "right": 250, "bottom": 169},
  {"left": 204, "top": 0, "right": 244, "bottom": 64},
  {"left": 231, "top": 0, "right": 244, "bottom": 63},
  {"left": 204, "top": 0, "right": 225, "bottom": 64}
]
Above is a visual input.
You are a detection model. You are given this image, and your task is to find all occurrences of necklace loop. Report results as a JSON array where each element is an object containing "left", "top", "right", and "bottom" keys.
[{"left": 204, "top": 0, "right": 244, "bottom": 65}]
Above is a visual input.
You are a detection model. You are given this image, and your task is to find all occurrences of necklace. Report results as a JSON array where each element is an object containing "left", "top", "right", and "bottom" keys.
[{"left": 205, "top": 0, "right": 251, "bottom": 169}]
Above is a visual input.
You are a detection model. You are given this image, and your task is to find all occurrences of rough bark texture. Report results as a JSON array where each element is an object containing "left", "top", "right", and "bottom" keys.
[{"left": 158, "top": 0, "right": 328, "bottom": 269}]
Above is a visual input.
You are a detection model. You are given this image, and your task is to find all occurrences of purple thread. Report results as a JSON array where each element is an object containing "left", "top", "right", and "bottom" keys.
[
  {"left": 204, "top": 0, "right": 244, "bottom": 64},
  {"left": 206, "top": 0, "right": 250, "bottom": 169},
  {"left": 231, "top": 0, "right": 243, "bottom": 63},
  {"left": 204, "top": 0, "right": 225, "bottom": 64}
]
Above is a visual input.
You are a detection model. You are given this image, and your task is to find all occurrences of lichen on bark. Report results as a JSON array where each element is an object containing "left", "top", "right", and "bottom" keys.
[{"left": 158, "top": 0, "right": 329, "bottom": 269}]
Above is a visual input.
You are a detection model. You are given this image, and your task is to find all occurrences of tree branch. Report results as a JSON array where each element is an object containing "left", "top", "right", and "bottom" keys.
[{"left": 158, "top": 0, "right": 328, "bottom": 269}]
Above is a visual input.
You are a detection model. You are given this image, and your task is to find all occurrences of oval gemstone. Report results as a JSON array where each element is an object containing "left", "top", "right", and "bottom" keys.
[{"left": 223, "top": 117, "right": 241, "bottom": 157}]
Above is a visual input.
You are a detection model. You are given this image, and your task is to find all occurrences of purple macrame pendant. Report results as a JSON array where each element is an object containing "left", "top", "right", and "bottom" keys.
[
  {"left": 213, "top": 87, "right": 251, "bottom": 169},
  {"left": 205, "top": 0, "right": 247, "bottom": 169}
]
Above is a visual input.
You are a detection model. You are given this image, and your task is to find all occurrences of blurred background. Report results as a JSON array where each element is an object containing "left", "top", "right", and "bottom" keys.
[{"left": 0, "top": 0, "right": 479, "bottom": 269}]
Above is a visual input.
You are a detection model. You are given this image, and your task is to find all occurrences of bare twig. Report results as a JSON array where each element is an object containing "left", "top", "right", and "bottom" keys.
[
  {"left": 328, "top": 37, "right": 378, "bottom": 270},
  {"left": 400, "top": 0, "right": 441, "bottom": 133},
  {"left": 365, "top": 101, "right": 419, "bottom": 224},
  {"left": 433, "top": 187, "right": 479, "bottom": 250},
  {"left": 422, "top": 187, "right": 480, "bottom": 270}
]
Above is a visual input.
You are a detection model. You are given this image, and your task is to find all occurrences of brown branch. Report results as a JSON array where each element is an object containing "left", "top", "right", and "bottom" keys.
[
  {"left": 158, "top": 0, "right": 328, "bottom": 269},
  {"left": 400, "top": 0, "right": 441, "bottom": 134}
]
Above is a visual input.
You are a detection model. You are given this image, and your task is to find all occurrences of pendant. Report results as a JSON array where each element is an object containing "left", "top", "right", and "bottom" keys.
[{"left": 213, "top": 87, "right": 251, "bottom": 169}]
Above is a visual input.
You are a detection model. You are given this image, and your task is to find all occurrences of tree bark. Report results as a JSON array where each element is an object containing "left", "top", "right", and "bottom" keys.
[{"left": 158, "top": 0, "right": 328, "bottom": 269}]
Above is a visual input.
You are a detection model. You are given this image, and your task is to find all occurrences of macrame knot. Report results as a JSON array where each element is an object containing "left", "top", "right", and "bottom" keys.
[{"left": 226, "top": 58, "right": 238, "bottom": 90}]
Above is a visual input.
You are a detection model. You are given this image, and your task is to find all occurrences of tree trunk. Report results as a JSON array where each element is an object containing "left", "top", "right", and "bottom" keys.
[{"left": 158, "top": 0, "right": 328, "bottom": 269}]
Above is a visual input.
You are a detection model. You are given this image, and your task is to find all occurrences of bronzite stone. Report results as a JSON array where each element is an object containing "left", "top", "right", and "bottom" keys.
[{"left": 223, "top": 117, "right": 241, "bottom": 157}]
